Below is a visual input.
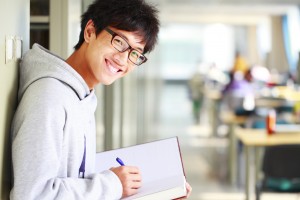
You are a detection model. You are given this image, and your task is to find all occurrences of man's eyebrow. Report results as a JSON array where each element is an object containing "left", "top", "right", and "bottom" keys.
[
  {"left": 134, "top": 45, "right": 144, "bottom": 53},
  {"left": 117, "top": 31, "right": 144, "bottom": 52}
]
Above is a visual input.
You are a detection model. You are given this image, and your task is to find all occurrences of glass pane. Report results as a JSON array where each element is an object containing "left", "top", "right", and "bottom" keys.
[
  {"left": 30, "top": 0, "right": 49, "bottom": 16},
  {"left": 30, "top": 23, "right": 49, "bottom": 49}
]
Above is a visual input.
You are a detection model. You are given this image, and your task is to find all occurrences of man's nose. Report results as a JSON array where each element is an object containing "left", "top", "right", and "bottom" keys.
[{"left": 114, "top": 50, "right": 129, "bottom": 66}]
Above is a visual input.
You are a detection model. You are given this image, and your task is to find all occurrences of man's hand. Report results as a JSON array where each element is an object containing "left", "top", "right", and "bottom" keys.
[{"left": 110, "top": 166, "right": 142, "bottom": 198}]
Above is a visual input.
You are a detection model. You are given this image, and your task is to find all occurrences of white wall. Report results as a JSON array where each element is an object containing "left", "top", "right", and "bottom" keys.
[
  {"left": 0, "top": 0, "right": 29, "bottom": 199},
  {"left": 83, "top": 0, "right": 94, "bottom": 11},
  {"left": 50, "top": 0, "right": 81, "bottom": 58},
  {"left": 269, "top": 16, "right": 289, "bottom": 72}
]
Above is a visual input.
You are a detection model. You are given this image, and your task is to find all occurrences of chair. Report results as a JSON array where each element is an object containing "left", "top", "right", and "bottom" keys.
[{"left": 255, "top": 144, "right": 300, "bottom": 200}]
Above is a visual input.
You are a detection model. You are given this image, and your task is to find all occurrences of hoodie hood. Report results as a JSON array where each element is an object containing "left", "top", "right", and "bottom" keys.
[{"left": 18, "top": 44, "right": 91, "bottom": 102}]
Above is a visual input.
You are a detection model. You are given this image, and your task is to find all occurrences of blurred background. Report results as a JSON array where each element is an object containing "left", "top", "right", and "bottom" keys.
[{"left": 1, "top": 0, "right": 300, "bottom": 199}]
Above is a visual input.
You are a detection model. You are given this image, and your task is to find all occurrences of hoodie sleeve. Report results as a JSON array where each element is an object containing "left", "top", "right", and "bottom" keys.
[{"left": 10, "top": 80, "right": 123, "bottom": 200}]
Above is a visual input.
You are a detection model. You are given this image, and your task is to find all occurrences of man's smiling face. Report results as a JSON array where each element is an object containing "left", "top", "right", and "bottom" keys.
[{"left": 83, "top": 21, "right": 146, "bottom": 86}]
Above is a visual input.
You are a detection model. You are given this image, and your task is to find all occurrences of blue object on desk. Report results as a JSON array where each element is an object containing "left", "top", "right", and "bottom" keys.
[{"left": 252, "top": 119, "right": 288, "bottom": 129}]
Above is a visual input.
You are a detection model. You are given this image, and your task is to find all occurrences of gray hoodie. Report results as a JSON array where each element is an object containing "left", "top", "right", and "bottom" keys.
[{"left": 10, "top": 44, "right": 122, "bottom": 200}]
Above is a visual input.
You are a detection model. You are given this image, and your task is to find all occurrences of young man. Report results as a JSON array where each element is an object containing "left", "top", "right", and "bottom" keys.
[{"left": 10, "top": 0, "right": 191, "bottom": 199}]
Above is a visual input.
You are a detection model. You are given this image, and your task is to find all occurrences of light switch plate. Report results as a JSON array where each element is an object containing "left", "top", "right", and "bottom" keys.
[
  {"left": 14, "top": 36, "right": 23, "bottom": 60},
  {"left": 5, "top": 36, "right": 14, "bottom": 64}
]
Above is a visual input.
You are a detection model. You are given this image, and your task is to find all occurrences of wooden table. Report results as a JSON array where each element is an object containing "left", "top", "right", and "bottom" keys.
[
  {"left": 205, "top": 89, "right": 222, "bottom": 137},
  {"left": 235, "top": 128, "right": 300, "bottom": 200},
  {"left": 220, "top": 111, "right": 248, "bottom": 186},
  {"left": 255, "top": 97, "right": 290, "bottom": 108}
]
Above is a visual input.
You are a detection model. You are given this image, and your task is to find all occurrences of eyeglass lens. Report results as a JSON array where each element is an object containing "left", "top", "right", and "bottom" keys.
[{"left": 111, "top": 35, "right": 146, "bottom": 65}]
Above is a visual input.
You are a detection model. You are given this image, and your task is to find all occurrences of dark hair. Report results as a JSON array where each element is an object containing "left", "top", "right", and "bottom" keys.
[{"left": 74, "top": 0, "right": 160, "bottom": 54}]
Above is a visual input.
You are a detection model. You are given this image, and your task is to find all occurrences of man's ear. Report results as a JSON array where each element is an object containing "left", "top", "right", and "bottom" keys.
[{"left": 84, "top": 19, "right": 96, "bottom": 43}]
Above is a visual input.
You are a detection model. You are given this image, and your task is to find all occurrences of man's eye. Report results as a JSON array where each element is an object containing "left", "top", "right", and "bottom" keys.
[
  {"left": 130, "top": 51, "right": 139, "bottom": 59},
  {"left": 114, "top": 38, "right": 123, "bottom": 46}
]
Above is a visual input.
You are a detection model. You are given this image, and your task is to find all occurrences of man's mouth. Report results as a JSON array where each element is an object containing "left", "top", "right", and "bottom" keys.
[
  {"left": 108, "top": 64, "right": 119, "bottom": 74},
  {"left": 107, "top": 60, "right": 122, "bottom": 74}
]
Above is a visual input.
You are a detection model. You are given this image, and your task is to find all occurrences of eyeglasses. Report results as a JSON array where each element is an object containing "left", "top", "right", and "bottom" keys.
[{"left": 105, "top": 28, "right": 147, "bottom": 66}]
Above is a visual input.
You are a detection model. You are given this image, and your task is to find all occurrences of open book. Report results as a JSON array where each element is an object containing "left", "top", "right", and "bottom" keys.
[{"left": 95, "top": 137, "right": 186, "bottom": 200}]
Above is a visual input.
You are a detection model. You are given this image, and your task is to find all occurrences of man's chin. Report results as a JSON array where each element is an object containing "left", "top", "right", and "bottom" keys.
[{"left": 102, "top": 79, "right": 117, "bottom": 85}]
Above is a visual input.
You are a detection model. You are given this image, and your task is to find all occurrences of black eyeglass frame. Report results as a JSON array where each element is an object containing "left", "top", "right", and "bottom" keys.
[{"left": 105, "top": 28, "right": 147, "bottom": 66}]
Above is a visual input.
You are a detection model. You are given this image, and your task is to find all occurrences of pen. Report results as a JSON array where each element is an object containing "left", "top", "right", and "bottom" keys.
[{"left": 116, "top": 157, "right": 125, "bottom": 166}]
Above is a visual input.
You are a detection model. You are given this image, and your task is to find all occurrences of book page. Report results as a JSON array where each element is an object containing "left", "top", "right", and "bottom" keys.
[
  {"left": 123, "top": 175, "right": 186, "bottom": 200},
  {"left": 95, "top": 137, "right": 184, "bottom": 183}
]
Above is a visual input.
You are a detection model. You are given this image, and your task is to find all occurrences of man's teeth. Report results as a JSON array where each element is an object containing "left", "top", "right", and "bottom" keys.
[{"left": 108, "top": 65, "right": 118, "bottom": 74}]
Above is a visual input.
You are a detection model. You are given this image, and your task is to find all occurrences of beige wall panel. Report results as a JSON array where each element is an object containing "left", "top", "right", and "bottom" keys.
[{"left": 0, "top": 0, "right": 29, "bottom": 199}]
